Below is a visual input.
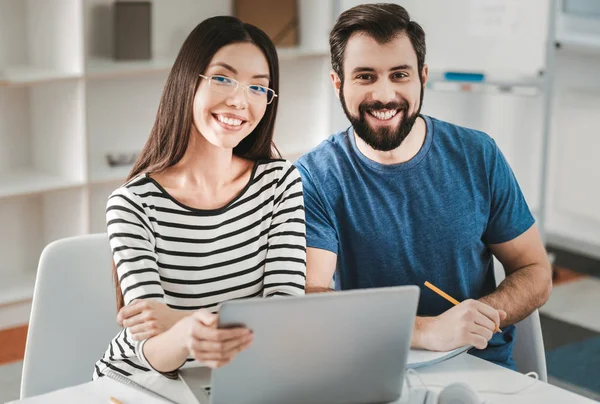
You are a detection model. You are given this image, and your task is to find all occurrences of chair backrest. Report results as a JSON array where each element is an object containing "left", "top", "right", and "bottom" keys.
[
  {"left": 21, "top": 233, "right": 120, "bottom": 398},
  {"left": 493, "top": 257, "right": 548, "bottom": 382}
]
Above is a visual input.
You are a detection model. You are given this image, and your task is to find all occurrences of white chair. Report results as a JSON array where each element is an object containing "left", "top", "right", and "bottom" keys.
[
  {"left": 20, "top": 233, "right": 120, "bottom": 398},
  {"left": 493, "top": 257, "right": 548, "bottom": 382}
]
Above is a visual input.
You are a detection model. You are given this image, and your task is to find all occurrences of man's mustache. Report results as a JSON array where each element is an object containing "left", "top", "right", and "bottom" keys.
[{"left": 358, "top": 100, "right": 408, "bottom": 114}]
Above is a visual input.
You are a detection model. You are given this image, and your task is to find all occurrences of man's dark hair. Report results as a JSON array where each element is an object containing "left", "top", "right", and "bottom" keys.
[{"left": 329, "top": 3, "right": 426, "bottom": 80}]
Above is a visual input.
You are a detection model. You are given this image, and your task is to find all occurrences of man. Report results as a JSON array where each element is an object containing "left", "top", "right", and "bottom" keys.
[{"left": 295, "top": 3, "right": 552, "bottom": 369}]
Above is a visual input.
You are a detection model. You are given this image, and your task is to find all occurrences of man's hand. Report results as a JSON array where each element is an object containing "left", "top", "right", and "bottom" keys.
[
  {"left": 118, "top": 300, "right": 189, "bottom": 341},
  {"left": 413, "top": 299, "right": 507, "bottom": 351}
]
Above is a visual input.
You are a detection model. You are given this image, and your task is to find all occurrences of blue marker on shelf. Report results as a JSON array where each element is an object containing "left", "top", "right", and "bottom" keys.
[{"left": 443, "top": 72, "right": 485, "bottom": 82}]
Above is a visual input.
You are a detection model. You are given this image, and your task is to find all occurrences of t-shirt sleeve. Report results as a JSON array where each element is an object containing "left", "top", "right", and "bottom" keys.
[
  {"left": 483, "top": 141, "right": 535, "bottom": 244},
  {"left": 262, "top": 164, "right": 306, "bottom": 297},
  {"left": 295, "top": 161, "right": 339, "bottom": 255},
  {"left": 106, "top": 187, "right": 182, "bottom": 378},
  {"left": 106, "top": 189, "right": 164, "bottom": 306}
]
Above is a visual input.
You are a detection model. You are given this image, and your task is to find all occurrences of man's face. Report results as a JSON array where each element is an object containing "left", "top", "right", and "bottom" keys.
[{"left": 334, "top": 33, "right": 427, "bottom": 151}]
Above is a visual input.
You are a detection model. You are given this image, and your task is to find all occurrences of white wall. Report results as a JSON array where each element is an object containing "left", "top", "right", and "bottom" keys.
[{"left": 546, "top": 48, "right": 600, "bottom": 258}]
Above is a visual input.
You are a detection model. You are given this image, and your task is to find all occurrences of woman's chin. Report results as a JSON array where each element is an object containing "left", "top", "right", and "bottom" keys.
[{"left": 207, "top": 135, "right": 247, "bottom": 151}]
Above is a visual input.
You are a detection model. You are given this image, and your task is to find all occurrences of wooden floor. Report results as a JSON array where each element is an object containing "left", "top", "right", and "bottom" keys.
[
  {"left": 0, "top": 325, "right": 27, "bottom": 365},
  {"left": 553, "top": 265, "right": 588, "bottom": 285}
]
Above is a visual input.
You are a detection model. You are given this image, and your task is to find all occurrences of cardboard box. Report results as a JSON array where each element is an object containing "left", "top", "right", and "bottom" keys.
[
  {"left": 234, "top": 0, "right": 298, "bottom": 47},
  {"left": 114, "top": 1, "right": 152, "bottom": 60}
]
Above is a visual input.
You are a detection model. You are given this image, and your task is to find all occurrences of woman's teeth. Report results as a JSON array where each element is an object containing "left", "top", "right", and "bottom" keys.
[{"left": 217, "top": 115, "right": 243, "bottom": 126}]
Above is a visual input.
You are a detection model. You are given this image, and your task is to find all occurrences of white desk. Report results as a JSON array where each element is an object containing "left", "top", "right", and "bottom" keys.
[
  {"left": 414, "top": 354, "right": 598, "bottom": 403},
  {"left": 8, "top": 354, "right": 598, "bottom": 404}
]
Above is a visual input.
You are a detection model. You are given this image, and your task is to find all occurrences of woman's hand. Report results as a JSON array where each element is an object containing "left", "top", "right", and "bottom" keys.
[
  {"left": 118, "top": 300, "right": 189, "bottom": 341},
  {"left": 176, "top": 309, "right": 254, "bottom": 368}
]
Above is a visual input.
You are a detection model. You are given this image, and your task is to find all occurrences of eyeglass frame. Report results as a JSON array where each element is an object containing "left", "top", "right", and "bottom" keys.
[{"left": 198, "top": 74, "right": 278, "bottom": 105}]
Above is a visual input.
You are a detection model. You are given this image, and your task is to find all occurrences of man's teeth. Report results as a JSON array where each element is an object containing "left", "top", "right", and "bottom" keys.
[
  {"left": 217, "top": 115, "right": 243, "bottom": 126},
  {"left": 369, "top": 110, "right": 399, "bottom": 120}
]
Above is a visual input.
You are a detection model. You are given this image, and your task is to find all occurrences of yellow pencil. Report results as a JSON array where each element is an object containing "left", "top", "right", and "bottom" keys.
[{"left": 424, "top": 281, "right": 502, "bottom": 333}]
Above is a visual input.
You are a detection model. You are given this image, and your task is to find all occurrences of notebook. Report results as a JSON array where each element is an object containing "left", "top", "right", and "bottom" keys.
[
  {"left": 104, "top": 370, "right": 180, "bottom": 403},
  {"left": 9, "top": 374, "right": 177, "bottom": 404},
  {"left": 105, "top": 369, "right": 200, "bottom": 404},
  {"left": 407, "top": 345, "right": 471, "bottom": 368}
]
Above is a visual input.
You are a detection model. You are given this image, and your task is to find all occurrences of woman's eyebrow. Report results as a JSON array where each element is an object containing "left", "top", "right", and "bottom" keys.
[
  {"left": 209, "top": 62, "right": 237, "bottom": 74},
  {"left": 209, "top": 62, "right": 269, "bottom": 80}
]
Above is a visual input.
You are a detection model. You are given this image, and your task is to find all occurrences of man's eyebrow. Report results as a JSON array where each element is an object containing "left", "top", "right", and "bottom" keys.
[
  {"left": 389, "top": 64, "right": 413, "bottom": 71},
  {"left": 350, "top": 65, "right": 414, "bottom": 74},
  {"left": 351, "top": 66, "right": 376, "bottom": 74}
]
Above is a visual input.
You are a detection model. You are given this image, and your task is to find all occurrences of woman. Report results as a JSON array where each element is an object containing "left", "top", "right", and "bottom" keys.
[{"left": 94, "top": 16, "right": 306, "bottom": 379}]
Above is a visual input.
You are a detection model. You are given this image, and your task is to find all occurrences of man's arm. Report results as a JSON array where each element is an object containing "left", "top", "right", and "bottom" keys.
[
  {"left": 306, "top": 247, "right": 336, "bottom": 293},
  {"left": 414, "top": 225, "right": 551, "bottom": 351},
  {"left": 306, "top": 246, "right": 503, "bottom": 351},
  {"left": 307, "top": 246, "right": 504, "bottom": 352},
  {"left": 480, "top": 224, "right": 552, "bottom": 327}
]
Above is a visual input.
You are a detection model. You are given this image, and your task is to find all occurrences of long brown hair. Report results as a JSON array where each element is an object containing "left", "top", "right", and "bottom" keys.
[{"left": 113, "top": 16, "right": 281, "bottom": 310}]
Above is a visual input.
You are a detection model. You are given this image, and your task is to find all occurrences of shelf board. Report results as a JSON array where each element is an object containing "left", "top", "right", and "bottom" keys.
[
  {"left": 280, "top": 146, "right": 315, "bottom": 162},
  {"left": 557, "top": 33, "right": 600, "bottom": 54},
  {"left": 0, "top": 271, "right": 36, "bottom": 306},
  {"left": 85, "top": 48, "right": 328, "bottom": 79},
  {"left": 0, "top": 170, "right": 84, "bottom": 199},
  {"left": 86, "top": 58, "right": 174, "bottom": 79},
  {"left": 427, "top": 71, "right": 543, "bottom": 95},
  {"left": 89, "top": 165, "right": 133, "bottom": 185},
  {"left": 277, "top": 47, "right": 329, "bottom": 61},
  {"left": 0, "top": 67, "right": 81, "bottom": 87},
  {"left": 89, "top": 150, "right": 315, "bottom": 184}
]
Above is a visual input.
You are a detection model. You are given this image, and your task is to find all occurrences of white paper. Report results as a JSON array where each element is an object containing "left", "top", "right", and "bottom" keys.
[
  {"left": 131, "top": 371, "right": 201, "bottom": 404},
  {"left": 468, "top": 0, "right": 521, "bottom": 38},
  {"left": 407, "top": 345, "right": 470, "bottom": 369},
  {"left": 9, "top": 377, "right": 171, "bottom": 404}
]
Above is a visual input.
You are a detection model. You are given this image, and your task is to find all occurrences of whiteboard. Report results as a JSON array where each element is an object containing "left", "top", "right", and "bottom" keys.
[{"left": 337, "top": 0, "right": 551, "bottom": 78}]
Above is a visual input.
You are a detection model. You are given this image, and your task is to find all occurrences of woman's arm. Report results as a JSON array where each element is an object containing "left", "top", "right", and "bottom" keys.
[
  {"left": 107, "top": 188, "right": 254, "bottom": 374},
  {"left": 108, "top": 189, "right": 163, "bottom": 306},
  {"left": 107, "top": 189, "right": 187, "bottom": 373},
  {"left": 117, "top": 299, "right": 191, "bottom": 341},
  {"left": 142, "top": 310, "right": 253, "bottom": 373},
  {"left": 262, "top": 165, "right": 307, "bottom": 297}
]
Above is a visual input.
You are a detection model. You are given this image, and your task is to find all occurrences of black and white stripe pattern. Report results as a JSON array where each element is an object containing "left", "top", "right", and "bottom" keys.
[{"left": 94, "top": 160, "right": 306, "bottom": 379}]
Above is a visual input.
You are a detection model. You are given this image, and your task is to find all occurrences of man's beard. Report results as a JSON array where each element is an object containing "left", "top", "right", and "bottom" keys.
[{"left": 340, "top": 83, "right": 424, "bottom": 152}]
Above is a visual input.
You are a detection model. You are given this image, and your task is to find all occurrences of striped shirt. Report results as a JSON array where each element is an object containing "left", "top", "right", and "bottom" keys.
[{"left": 94, "top": 159, "right": 306, "bottom": 379}]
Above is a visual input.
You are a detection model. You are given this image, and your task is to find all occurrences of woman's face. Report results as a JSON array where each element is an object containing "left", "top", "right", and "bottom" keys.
[{"left": 193, "top": 42, "right": 272, "bottom": 150}]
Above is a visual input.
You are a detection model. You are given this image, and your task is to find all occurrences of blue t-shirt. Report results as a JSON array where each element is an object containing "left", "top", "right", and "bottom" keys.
[{"left": 295, "top": 115, "right": 535, "bottom": 369}]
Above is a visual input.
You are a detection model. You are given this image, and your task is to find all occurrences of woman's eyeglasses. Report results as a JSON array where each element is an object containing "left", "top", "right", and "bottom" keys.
[{"left": 199, "top": 74, "right": 277, "bottom": 105}]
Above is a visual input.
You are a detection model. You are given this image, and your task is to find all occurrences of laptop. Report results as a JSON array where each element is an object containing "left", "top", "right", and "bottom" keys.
[{"left": 180, "top": 286, "right": 419, "bottom": 404}]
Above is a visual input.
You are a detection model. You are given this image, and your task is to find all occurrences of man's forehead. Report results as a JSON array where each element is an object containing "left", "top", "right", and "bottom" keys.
[{"left": 344, "top": 32, "right": 417, "bottom": 69}]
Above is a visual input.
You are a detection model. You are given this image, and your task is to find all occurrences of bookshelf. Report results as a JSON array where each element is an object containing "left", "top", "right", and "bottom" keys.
[
  {"left": 3, "top": 0, "right": 600, "bottom": 328},
  {"left": 0, "top": 0, "right": 335, "bottom": 327}
]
